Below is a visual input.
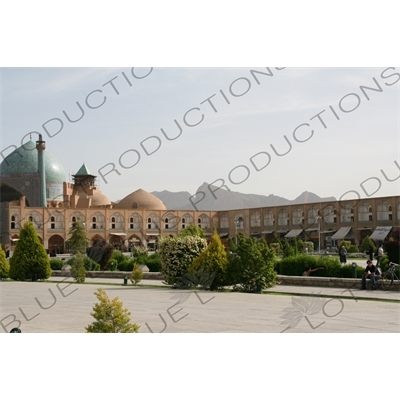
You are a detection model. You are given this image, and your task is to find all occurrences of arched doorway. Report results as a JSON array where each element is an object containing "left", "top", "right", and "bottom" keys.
[{"left": 48, "top": 234, "right": 65, "bottom": 255}]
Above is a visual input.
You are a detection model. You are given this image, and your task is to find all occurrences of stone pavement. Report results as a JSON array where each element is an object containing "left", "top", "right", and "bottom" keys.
[{"left": 1, "top": 277, "right": 399, "bottom": 333}]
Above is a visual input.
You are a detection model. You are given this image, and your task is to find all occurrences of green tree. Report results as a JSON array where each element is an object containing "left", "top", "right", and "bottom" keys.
[
  {"left": 70, "top": 251, "right": 86, "bottom": 283},
  {"left": 189, "top": 230, "right": 228, "bottom": 289},
  {"left": 178, "top": 224, "right": 205, "bottom": 238},
  {"left": 130, "top": 262, "right": 143, "bottom": 285},
  {"left": 66, "top": 219, "right": 89, "bottom": 254},
  {"left": 159, "top": 235, "right": 208, "bottom": 286},
  {"left": 226, "top": 234, "right": 277, "bottom": 292},
  {"left": 360, "top": 236, "right": 376, "bottom": 253},
  {"left": 9, "top": 222, "right": 52, "bottom": 281},
  {"left": 85, "top": 288, "right": 140, "bottom": 333},
  {"left": 0, "top": 246, "right": 9, "bottom": 279}
]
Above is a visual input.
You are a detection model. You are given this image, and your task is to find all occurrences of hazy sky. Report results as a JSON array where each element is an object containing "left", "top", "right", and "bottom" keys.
[{"left": 1, "top": 67, "right": 399, "bottom": 205}]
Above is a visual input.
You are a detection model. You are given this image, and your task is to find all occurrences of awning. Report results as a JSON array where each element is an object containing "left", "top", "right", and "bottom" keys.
[
  {"left": 145, "top": 233, "right": 160, "bottom": 236},
  {"left": 262, "top": 231, "right": 273, "bottom": 234},
  {"left": 110, "top": 233, "right": 126, "bottom": 236},
  {"left": 370, "top": 226, "right": 392, "bottom": 241},
  {"left": 331, "top": 227, "right": 351, "bottom": 240},
  {"left": 219, "top": 233, "right": 229, "bottom": 238},
  {"left": 285, "top": 229, "right": 303, "bottom": 238}
]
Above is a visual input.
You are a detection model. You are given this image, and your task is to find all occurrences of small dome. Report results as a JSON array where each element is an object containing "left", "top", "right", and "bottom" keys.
[
  {"left": 115, "top": 188, "right": 166, "bottom": 210},
  {"left": 91, "top": 191, "right": 112, "bottom": 207}
]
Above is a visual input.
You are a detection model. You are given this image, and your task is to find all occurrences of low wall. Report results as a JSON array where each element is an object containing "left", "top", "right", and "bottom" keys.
[
  {"left": 50, "top": 271, "right": 399, "bottom": 290},
  {"left": 277, "top": 275, "right": 399, "bottom": 290},
  {"left": 51, "top": 270, "right": 164, "bottom": 280}
]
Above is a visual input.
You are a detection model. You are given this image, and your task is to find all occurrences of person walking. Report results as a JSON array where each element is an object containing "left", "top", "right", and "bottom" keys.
[{"left": 339, "top": 245, "right": 348, "bottom": 264}]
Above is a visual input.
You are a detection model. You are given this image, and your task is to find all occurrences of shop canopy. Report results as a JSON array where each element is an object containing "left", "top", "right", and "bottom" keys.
[
  {"left": 285, "top": 229, "right": 303, "bottom": 238},
  {"left": 331, "top": 227, "right": 352, "bottom": 240},
  {"left": 370, "top": 226, "right": 392, "bottom": 241}
]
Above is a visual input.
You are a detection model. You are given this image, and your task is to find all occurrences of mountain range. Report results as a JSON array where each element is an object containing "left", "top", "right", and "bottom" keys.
[{"left": 152, "top": 182, "right": 336, "bottom": 211}]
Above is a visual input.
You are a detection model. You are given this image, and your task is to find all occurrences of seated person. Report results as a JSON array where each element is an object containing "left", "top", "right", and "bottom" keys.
[
  {"left": 302, "top": 266, "right": 324, "bottom": 276},
  {"left": 361, "top": 260, "right": 380, "bottom": 290}
]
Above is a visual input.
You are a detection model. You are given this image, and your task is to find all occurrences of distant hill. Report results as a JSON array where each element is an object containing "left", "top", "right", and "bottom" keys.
[{"left": 152, "top": 183, "right": 336, "bottom": 211}]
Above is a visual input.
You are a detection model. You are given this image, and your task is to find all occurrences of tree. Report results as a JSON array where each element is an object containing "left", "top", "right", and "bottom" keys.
[
  {"left": 360, "top": 235, "right": 376, "bottom": 253},
  {"left": 9, "top": 222, "right": 52, "bottom": 281},
  {"left": 178, "top": 224, "right": 205, "bottom": 238},
  {"left": 87, "top": 242, "right": 114, "bottom": 270},
  {"left": 189, "top": 230, "right": 228, "bottom": 289},
  {"left": 158, "top": 235, "right": 208, "bottom": 286},
  {"left": 70, "top": 251, "right": 86, "bottom": 283},
  {"left": 65, "top": 219, "right": 88, "bottom": 254},
  {"left": 0, "top": 246, "right": 9, "bottom": 279},
  {"left": 85, "top": 288, "right": 140, "bottom": 333},
  {"left": 226, "top": 234, "right": 276, "bottom": 292}
]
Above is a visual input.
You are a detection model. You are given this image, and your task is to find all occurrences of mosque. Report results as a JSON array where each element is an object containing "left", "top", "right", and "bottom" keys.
[{"left": 1, "top": 137, "right": 399, "bottom": 254}]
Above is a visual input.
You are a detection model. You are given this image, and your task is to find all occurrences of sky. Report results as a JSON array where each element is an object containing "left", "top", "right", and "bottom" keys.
[{"left": 1, "top": 67, "right": 399, "bottom": 206}]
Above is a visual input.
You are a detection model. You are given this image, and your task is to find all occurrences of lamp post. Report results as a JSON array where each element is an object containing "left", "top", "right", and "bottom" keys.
[{"left": 317, "top": 216, "right": 321, "bottom": 253}]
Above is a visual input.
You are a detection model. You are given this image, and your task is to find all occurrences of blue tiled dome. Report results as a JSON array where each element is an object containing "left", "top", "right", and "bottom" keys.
[{"left": 0, "top": 140, "right": 66, "bottom": 200}]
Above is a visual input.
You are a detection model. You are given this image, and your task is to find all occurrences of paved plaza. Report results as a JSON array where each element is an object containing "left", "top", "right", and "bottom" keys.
[{"left": 1, "top": 276, "right": 399, "bottom": 333}]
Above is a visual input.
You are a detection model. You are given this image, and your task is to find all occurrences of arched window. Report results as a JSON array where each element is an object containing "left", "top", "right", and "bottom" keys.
[
  {"left": 250, "top": 212, "right": 261, "bottom": 227},
  {"left": 358, "top": 203, "right": 372, "bottom": 222},
  {"left": 220, "top": 214, "right": 229, "bottom": 229},
  {"left": 264, "top": 212, "right": 274, "bottom": 227},
  {"left": 278, "top": 209, "right": 288, "bottom": 226},
  {"left": 181, "top": 214, "right": 193, "bottom": 229},
  {"left": 292, "top": 208, "right": 303, "bottom": 225}
]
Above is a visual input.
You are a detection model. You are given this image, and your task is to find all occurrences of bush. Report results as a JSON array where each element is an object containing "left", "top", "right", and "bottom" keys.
[
  {"left": 67, "top": 256, "right": 100, "bottom": 271},
  {"left": 384, "top": 234, "right": 400, "bottom": 264},
  {"left": 50, "top": 259, "right": 64, "bottom": 270},
  {"left": 0, "top": 247, "right": 9, "bottom": 279},
  {"left": 144, "top": 253, "right": 161, "bottom": 272},
  {"left": 85, "top": 288, "right": 140, "bottom": 333},
  {"left": 9, "top": 222, "right": 52, "bottom": 281},
  {"left": 111, "top": 250, "right": 128, "bottom": 264},
  {"left": 274, "top": 254, "right": 365, "bottom": 278},
  {"left": 189, "top": 231, "right": 228, "bottom": 289},
  {"left": 118, "top": 259, "right": 135, "bottom": 271},
  {"left": 158, "top": 235, "right": 207, "bottom": 286},
  {"left": 130, "top": 263, "right": 143, "bottom": 285},
  {"left": 225, "top": 235, "right": 276, "bottom": 292}
]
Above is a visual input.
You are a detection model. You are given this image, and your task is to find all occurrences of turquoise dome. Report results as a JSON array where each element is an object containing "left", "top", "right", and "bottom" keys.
[{"left": 0, "top": 140, "right": 66, "bottom": 200}]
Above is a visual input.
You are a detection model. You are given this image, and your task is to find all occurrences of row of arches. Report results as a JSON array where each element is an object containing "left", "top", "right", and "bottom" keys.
[
  {"left": 10, "top": 212, "right": 212, "bottom": 231},
  {"left": 220, "top": 201, "right": 399, "bottom": 229}
]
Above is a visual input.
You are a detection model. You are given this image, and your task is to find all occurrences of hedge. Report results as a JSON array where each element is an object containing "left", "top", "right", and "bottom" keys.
[{"left": 274, "top": 254, "right": 365, "bottom": 278}]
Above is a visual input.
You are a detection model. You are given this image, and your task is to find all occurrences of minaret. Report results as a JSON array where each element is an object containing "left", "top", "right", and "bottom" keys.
[{"left": 36, "top": 134, "right": 47, "bottom": 207}]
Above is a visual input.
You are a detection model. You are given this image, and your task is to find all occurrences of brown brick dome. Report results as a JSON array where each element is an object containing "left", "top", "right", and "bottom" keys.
[{"left": 114, "top": 188, "right": 166, "bottom": 210}]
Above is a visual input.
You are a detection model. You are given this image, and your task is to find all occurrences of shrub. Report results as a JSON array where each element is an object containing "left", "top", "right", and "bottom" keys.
[
  {"left": 144, "top": 253, "right": 161, "bottom": 272},
  {"left": 274, "top": 254, "right": 365, "bottom": 278},
  {"left": 9, "top": 222, "right": 52, "bottom": 281},
  {"left": 360, "top": 236, "right": 376, "bottom": 253},
  {"left": 225, "top": 235, "right": 276, "bottom": 292},
  {"left": 384, "top": 233, "right": 400, "bottom": 264},
  {"left": 67, "top": 256, "right": 100, "bottom": 271},
  {"left": 70, "top": 252, "right": 86, "bottom": 283},
  {"left": 118, "top": 259, "right": 135, "bottom": 271},
  {"left": 111, "top": 250, "right": 128, "bottom": 264},
  {"left": 189, "top": 231, "right": 228, "bottom": 289},
  {"left": 158, "top": 235, "right": 207, "bottom": 286},
  {"left": 130, "top": 263, "right": 143, "bottom": 285},
  {"left": 0, "top": 247, "right": 9, "bottom": 279},
  {"left": 50, "top": 259, "right": 64, "bottom": 270},
  {"left": 85, "top": 288, "right": 140, "bottom": 333}
]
